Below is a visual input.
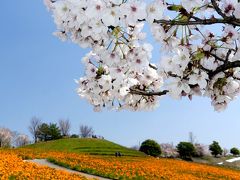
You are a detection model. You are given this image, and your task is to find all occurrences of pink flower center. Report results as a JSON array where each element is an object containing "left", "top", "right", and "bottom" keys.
[
  {"left": 131, "top": 6, "right": 137, "bottom": 12},
  {"left": 91, "top": 68, "right": 95, "bottom": 73},
  {"left": 136, "top": 59, "right": 141, "bottom": 64},
  {"left": 110, "top": 53, "right": 116, "bottom": 59},
  {"left": 224, "top": 4, "right": 234, "bottom": 14},
  {"left": 96, "top": 5, "right": 101, "bottom": 10},
  {"left": 228, "top": 32, "right": 233, "bottom": 38}
]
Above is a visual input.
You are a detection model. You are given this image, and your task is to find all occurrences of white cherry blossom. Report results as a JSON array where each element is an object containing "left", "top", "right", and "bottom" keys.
[{"left": 45, "top": 0, "right": 240, "bottom": 112}]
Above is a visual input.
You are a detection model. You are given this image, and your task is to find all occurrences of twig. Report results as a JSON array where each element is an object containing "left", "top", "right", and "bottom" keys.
[{"left": 130, "top": 88, "right": 169, "bottom": 97}]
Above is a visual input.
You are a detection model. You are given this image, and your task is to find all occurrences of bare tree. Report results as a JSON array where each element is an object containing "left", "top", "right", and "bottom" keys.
[
  {"left": 58, "top": 119, "right": 71, "bottom": 137},
  {"left": 15, "top": 134, "right": 30, "bottom": 147},
  {"left": 0, "top": 128, "right": 13, "bottom": 148},
  {"left": 28, "top": 117, "right": 42, "bottom": 143},
  {"left": 80, "top": 125, "right": 94, "bottom": 138},
  {"left": 223, "top": 148, "right": 229, "bottom": 157},
  {"left": 11, "top": 131, "right": 19, "bottom": 147}
]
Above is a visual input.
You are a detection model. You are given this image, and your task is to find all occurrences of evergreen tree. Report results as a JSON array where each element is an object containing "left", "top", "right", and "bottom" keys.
[{"left": 209, "top": 141, "right": 223, "bottom": 157}]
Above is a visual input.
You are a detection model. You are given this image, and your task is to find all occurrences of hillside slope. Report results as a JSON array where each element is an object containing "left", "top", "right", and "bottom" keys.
[{"left": 21, "top": 138, "right": 145, "bottom": 157}]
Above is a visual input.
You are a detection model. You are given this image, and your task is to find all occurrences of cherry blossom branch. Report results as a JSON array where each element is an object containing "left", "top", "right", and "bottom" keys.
[
  {"left": 153, "top": 18, "right": 240, "bottom": 26},
  {"left": 209, "top": 60, "right": 240, "bottom": 78},
  {"left": 130, "top": 88, "right": 169, "bottom": 97},
  {"left": 211, "top": 0, "right": 228, "bottom": 19},
  {"left": 209, "top": 52, "right": 226, "bottom": 62},
  {"left": 46, "top": 0, "right": 240, "bottom": 111},
  {"left": 131, "top": 60, "right": 240, "bottom": 97},
  {"left": 151, "top": 0, "right": 240, "bottom": 27},
  {"left": 149, "top": 63, "right": 158, "bottom": 70}
]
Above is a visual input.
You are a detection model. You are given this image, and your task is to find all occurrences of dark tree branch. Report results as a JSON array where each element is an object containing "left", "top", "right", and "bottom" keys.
[
  {"left": 152, "top": 0, "right": 240, "bottom": 27},
  {"left": 209, "top": 52, "right": 225, "bottom": 62},
  {"left": 209, "top": 60, "right": 240, "bottom": 78},
  {"left": 149, "top": 63, "right": 158, "bottom": 70},
  {"left": 130, "top": 88, "right": 169, "bottom": 97},
  {"left": 211, "top": 0, "right": 227, "bottom": 19},
  {"left": 153, "top": 18, "right": 240, "bottom": 26},
  {"left": 225, "top": 50, "right": 232, "bottom": 61}
]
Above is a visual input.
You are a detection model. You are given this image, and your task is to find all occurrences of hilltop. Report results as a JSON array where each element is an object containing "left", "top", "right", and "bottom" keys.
[{"left": 21, "top": 138, "right": 145, "bottom": 157}]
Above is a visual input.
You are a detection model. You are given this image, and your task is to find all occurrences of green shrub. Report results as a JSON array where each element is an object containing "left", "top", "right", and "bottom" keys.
[
  {"left": 230, "top": 147, "right": 240, "bottom": 156},
  {"left": 70, "top": 134, "right": 79, "bottom": 138},
  {"left": 177, "top": 142, "right": 195, "bottom": 160},
  {"left": 139, "top": 139, "right": 161, "bottom": 157},
  {"left": 209, "top": 141, "right": 223, "bottom": 157}
]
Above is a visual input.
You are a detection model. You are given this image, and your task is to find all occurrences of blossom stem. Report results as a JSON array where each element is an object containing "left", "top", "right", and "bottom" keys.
[
  {"left": 130, "top": 88, "right": 169, "bottom": 96},
  {"left": 153, "top": 18, "right": 240, "bottom": 26},
  {"left": 209, "top": 60, "right": 240, "bottom": 78}
]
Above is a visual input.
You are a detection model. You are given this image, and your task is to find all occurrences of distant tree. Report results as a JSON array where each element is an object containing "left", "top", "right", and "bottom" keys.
[
  {"left": 15, "top": 134, "right": 30, "bottom": 147},
  {"left": 223, "top": 148, "right": 229, "bottom": 157},
  {"left": 0, "top": 128, "right": 13, "bottom": 148},
  {"left": 28, "top": 117, "right": 42, "bottom": 143},
  {"left": 70, "top": 134, "right": 79, "bottom": 138},
  {"left": 230, "top": 147, "right": 240, "bottom": 156},
  {"left": 11, "top": 131, "right": 20, "bottom": 147},
  {"left": 36, "top": 123, "right": 61, "bottom": 141},
  {"left": 209, "top": 141, "right": 223, "bottom": 157},
  {"left": 48, "top": 123, "right": 62, "bottom": 140},
  {"left": 139, "top": 139, "right": 161, "bottom": 157},
  {"left": 160, "top": 143, "right": 178, "bottom": 158},
  {"left": 177, "top": 142, "right": 195, "bottom": 160},
  {"left": 36, "top": 123, "right": 50, "bottom": 141},
  {"left": 58, "top": 119, "right": 71, "bottom": 137},
  {"left": 194, "top": 144, "right": 207, "bottom": 157},
  {"left": 80, "top": 125, "right": 94, "bottom": 138}
]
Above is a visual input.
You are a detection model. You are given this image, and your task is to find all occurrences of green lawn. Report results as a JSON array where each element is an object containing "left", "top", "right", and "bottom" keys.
[{"left": 21, "top": 138, "right": 145, "bottom": 157}]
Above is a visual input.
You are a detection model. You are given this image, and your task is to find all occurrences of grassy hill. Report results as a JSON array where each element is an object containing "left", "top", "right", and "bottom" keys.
[{"left": 21, "top": 138, "right": 145, "bottom": 157}]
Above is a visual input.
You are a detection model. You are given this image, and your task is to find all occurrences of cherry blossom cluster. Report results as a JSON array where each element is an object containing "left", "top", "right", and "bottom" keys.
[
  {"left": 45, "top": 0, "right": 240, "bottom": 111},
  {"left": 15, "top": 134, "right": 30, "bottom": 147},
  {"left": 0, "top": 128, "right": 13, "bottom": 147},
  {"left": 150, "top": 0, "right": 240, "bottom": 111},
  {"left": 77, "top": 44, "right": 163, "bottom": 111}
]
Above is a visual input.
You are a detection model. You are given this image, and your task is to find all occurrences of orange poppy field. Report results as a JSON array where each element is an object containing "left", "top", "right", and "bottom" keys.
[
  {"left": 1, "top": 148, "right": 240, "bottom": 179},
  {"left": 0, "top": 150, "right": 87, "bottom": 180}
]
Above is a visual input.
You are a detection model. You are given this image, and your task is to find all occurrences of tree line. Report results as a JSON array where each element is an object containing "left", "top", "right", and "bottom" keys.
[
  {"left": 139, "top": 138, "right": 240, "bottom": 161},
  {"left": 29, "top": 117, "right": 99, "bottom": 143},
  {"left": 0, "top": 128, "right": 29, "bottom": 148},
  {"left": 0, "top": 116, "right": 98, "bottom": 148}
]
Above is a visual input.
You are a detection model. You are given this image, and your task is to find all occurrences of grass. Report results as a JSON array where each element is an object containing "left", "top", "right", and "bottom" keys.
[
  {"left": 223, "top": 160, "right": 240, "bottom": 170},
  {"left": 21, "top": 138, "right": 145, "bottom": 157}
]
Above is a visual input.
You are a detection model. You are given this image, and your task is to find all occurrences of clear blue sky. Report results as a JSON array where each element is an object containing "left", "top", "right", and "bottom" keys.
[{"left": 0, "top": 0, "right": 239, "bottom": 149}]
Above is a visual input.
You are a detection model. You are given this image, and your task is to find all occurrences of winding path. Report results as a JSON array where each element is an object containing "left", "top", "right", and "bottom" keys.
[
  {"left": 25, "top": 159, "right": 110, "bottom": 180},
  {"left": 217, "top": 157, "right": 240, "bottom": 165},
  {"left": 226, "top": 157, "right": 240, "bottom": 163}
]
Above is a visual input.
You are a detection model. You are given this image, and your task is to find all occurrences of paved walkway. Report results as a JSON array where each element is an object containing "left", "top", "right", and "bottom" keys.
[
  {"left": 226, "top": 157, "right": 240, "bottom": 163},
  {"left": 217, "top": 157, "right": 240, "bottom": 165},
  {"left": 25, "top": 159, "right": 110, "bottom": 180}
]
